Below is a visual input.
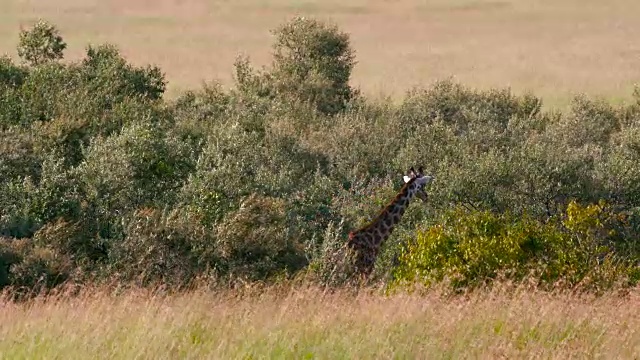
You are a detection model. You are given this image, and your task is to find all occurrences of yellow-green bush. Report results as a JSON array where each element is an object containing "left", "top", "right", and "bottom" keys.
[{"left": 395, "top": 201, "right": 639, "bottom": 291}]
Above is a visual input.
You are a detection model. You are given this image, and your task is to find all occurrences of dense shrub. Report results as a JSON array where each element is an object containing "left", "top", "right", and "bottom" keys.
[
  {"left": 0, "top": 156, "right": 79, "bottom": 238},
  {"left": 81, "top": 44, "right": 166, "bottom": 102},
  {"left": 0, "top": 57, "right": 28, "bottom": 127},
  {"left": 0, "top": 126, "right": 40, "bottom": 182},
  {"left": 172, "top": 81, "right": 230, "bottom": 128},
  {"left": 1, "top": 18, "right": 639, "bottom": 294},
  {"left": 17, "top": 20, "right": 67, "bottom": 66},
  {"left": 233, "top": 17, "right": 356, "bottom": 116},
  {"left": 270, "top": 17, "right": 357, "bottom": 115},
  {"left": 0, "top": 238, "right": 72, "bottom": 297},
  {"left": 0, "top": 237, "right": 21, "bottom": 287},
  {"left": 0, "top": 56, "right": 28, "bottom": 87},
  {"left": 108, "top": 207, "right": 217, "bottom": 287},
  {"left": 395, "top": 202, "right": 640, "bottom": 292},
  {"left": 77, "top": 121, "right": 194, "bottom": 220},
  {"left": 305, "top": 220, "right": 357, "bottom": 286},
  {"left": 19, "top": 62, "right": 75, "bottom": 124},
  {"left": 215, "top": 194, "right": 307, "bottom": 280},
  {"left": 6, "top": 25, "right": 165, "bottom": 128}
]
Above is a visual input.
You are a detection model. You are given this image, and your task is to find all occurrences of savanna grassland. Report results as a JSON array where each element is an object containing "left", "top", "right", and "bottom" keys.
[
  {"left": 2, "top": 0, "right": 640, "bottom": 104},
  {"left": 2, "top": 1, "right": 640, "bottom": 359},
  {"left": 1, "top": 285, "right": 639, "bottom": 359}
]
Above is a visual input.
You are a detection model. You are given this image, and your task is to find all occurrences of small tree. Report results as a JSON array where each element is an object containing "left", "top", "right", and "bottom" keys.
[
  {"left": 17, "top": 20, "right": 67, "bottom": 66},
  {"left": 271, "top": 17, "right": 357, "bottom": 115}
]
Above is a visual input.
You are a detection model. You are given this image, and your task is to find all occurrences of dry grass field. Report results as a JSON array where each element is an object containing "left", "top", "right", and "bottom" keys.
[
  {"left": 2, "top": 0, "right": 640, "bottom": 105},
  {"left": 0, "top": 285, "right": 638, "bottom": 359}
]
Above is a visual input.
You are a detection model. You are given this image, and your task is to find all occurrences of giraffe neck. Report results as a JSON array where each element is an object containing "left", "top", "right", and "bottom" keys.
[
  {"left": 352, "top": 181, "right": 419, "bottom": 247},
  {"left": 347, "top": 180, "right": 422, "bottom": 276}
]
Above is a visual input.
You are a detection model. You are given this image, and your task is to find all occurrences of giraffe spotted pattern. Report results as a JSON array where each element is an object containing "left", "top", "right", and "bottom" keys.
[{"left": 347, "top": 167, "right": 433, "bottom": 277}]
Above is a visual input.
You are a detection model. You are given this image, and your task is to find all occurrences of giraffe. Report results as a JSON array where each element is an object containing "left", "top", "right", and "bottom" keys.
[{"left": 347, "top": 167, "right": 434, "bottom": 277}]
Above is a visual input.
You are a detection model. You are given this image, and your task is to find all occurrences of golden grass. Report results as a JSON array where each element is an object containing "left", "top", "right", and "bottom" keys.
[
  {"left": 2, "top": 0, "right": 640, "bottom": 105},
  {"left": 0, "top": 285, "right": 638, "bottom": 359}
]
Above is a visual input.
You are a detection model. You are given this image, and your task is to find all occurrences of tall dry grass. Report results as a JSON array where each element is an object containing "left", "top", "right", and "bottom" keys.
[{"left": 1, "top": 284, "right": 638, "bottom": 359}]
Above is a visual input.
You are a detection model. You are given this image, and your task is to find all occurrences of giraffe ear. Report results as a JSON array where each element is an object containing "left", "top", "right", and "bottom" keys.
[{"left": 405, "top": 166, "right": 420, "bottom": 182}]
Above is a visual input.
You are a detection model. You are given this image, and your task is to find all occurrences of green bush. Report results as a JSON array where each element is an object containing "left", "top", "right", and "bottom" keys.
[
  {"left": 19, "top": 62, "right": 75, "bottom": 124},
  {"left": 0, "top": 57, "right": 28, "bottom": 127},
  {"left": 0, "top": 56, "right": 28, "bottom": 87},
  {"left": 305, "top": 220, "right": 357, "bottom": 286},
  {"left": 32, "top": 217, "right": 105, "bottom": 270},
  {"left": 81, "top": 44, "right": 166, "bottom": 102},
  {"left": 77, "top": 121, "right": 194, "bottom": 215},
  {"left": 9, "top": 42, "right": 166, "bottom": 127},
  {"left": 234, "top": 17, "right": 356, "bottom": 116},
  {"left": 0, "top": 238, "right": 72, "bottom": 297},
  {"left": 0, "top": 156, "right": 79, "bottom": 239},
  {"left": 399, "top": 80, "right": 541, "bottom": 130},
  {"left": 172, "top": 81, "right": 229, "bottom": 126},
  {"left": 0, "top": 126, "right": 40, "bottom": 183},
  {"left": 0, "top": 237, "right": 21, "bottom": 287},
  {"left": 17, "top": 20, "right": 66, "bottom": 66},
  {"left": 2, "top": 18, "right": 640, "bottom": 294},
  {"left": 595, "top": 124, "right": 640, "bottom": 207},
  {"left": 270, "top": 17, "right": 357, "bottom": 115},
  {"left": 560, "top": 95, "right": 619, "bottom": 147},
  {"left": 25, "top": 157, "right": 80, "bottom": 227},
  {"left": 30, "top": 117, "right": 91, "bottom": 167},
  {"left": 395, "top": 201, "right": 639, "bottom": 291},
  {"left": 215, "top": 194, "right": 307, "bottom": 280},
  {"left": 108, "top": 207, "right": 218, "bottom": 287}
]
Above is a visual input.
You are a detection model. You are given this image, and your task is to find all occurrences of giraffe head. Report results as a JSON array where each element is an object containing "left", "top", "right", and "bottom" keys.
[{"left": 402, "top": 166, "right": 434, "bottom": 202}]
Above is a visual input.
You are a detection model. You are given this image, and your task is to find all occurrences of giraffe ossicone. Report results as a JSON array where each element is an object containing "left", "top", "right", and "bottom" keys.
[{"left": 347, "top": 166, "right": 434, "bottom": 277}]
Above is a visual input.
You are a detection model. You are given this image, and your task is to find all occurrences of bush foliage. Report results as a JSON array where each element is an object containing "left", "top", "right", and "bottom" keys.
[
  {"left": 395, "top": 201, "right": 640, "bottom": 292},
  {"left": 0, "top": 18, "right": 639, "bottom": 294},
  {"left": 17, "top": 20, "right": 66, "bottom": 66}
]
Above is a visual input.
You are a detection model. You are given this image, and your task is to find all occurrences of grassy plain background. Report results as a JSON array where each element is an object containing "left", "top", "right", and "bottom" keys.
[{"left": 2, "top": 0, "right": 640, "bottom": 106}]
